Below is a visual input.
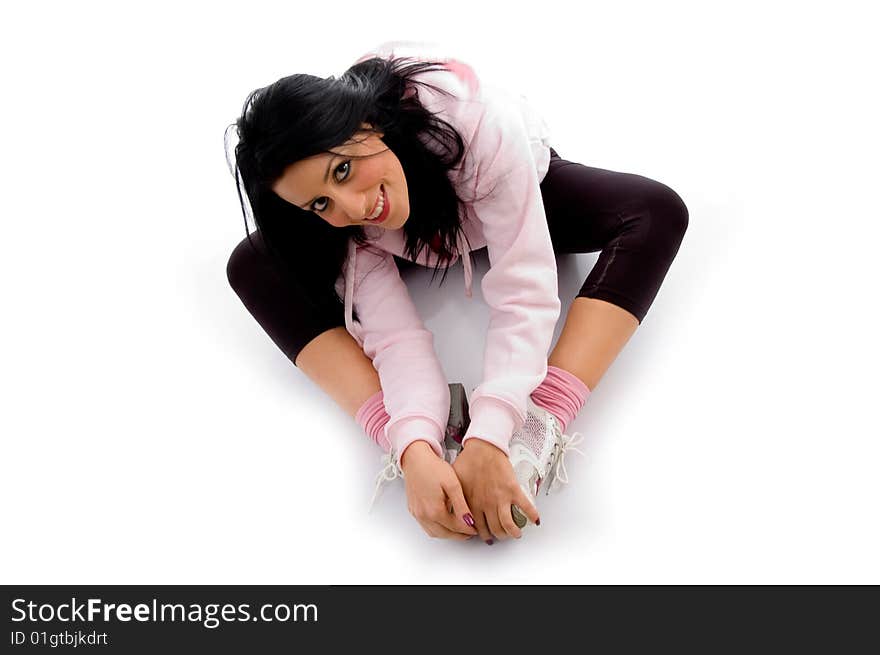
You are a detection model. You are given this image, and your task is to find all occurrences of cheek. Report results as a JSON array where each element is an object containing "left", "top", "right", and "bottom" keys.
[
  {"left": 390, "top": 159, "right": 406, "bottom": 192},
  {"left": 326, "top": 214, "right": 349, "bottom": 228},
  {"left": 362, "top": 158, "right": 387, "bottom": 185}
]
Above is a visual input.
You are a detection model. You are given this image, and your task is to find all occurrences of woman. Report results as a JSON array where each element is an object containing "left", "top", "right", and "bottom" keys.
[{"left": 225, "top": 41, "right": 689, "bottom": 546}]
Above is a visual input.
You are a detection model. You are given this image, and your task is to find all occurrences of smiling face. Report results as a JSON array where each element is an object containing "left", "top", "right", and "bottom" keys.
[{"left": 271, "top": 123, "right": 410, "bottom": 230}]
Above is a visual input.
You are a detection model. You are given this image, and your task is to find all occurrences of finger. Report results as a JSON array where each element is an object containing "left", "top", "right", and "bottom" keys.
[
  {"left": 513, "top": 488, "right": 541, "bottom": 526},
  {"left": 498, "top": 502, "right": 523, "bottom": 539},
  {"left": 416, "top": 518, "right": 439, "bottom": 539},
  {"left": 425, "top": 520, "right": 474, "bottom": 541},
  {"left": 427, "top": 503, "right": 472, "bottom": 537},
  {"left": 485, "top": 507, "right": 508, "bottom": 542},
  {"left": 440, "top": 480, "right": 478, "bottom": 536},
  {"left": 473, "top": 511, "right": 494, "bottom": 545}
]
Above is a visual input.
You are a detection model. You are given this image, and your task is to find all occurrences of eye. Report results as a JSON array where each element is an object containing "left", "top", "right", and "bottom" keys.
[{"left": 311, "top": 161, "right": 351, "bottom": 212}]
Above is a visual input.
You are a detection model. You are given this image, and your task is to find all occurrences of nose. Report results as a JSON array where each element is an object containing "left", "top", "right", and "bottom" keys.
[{"left": 334, "top": 188, "right": 370, "bottom": 224}]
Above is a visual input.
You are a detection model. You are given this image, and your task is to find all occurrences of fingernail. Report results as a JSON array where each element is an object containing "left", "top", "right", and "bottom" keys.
[
  {"left": 536, "top": 518, "right": 541, "bottom": 526},
  {"left": 485, "top": 539, "right": 494, "bottom": 546},
  {"left": 463, "top": 513, "right": 475, "bottom": 528}
]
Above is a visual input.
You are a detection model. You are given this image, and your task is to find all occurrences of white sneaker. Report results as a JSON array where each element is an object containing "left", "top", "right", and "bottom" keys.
[{"left": 509, "top": 396, "right": 585, "bottom": 527}]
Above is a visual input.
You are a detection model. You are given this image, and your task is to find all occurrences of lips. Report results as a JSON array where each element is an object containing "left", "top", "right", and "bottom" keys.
[
  {"left": 365, "top": 185, "right": 389, "bottom": 224},
  {"left": 367, "top": 187, "right": 382, "bottom": 218}
]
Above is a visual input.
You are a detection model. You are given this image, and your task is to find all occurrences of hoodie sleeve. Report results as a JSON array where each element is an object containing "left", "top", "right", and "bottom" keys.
[
  {"left": 347, "top": 245, "right": 450, "bottom": 464},
  {"left": 460, "top": 97, "right": 562, "bottom": 456}
]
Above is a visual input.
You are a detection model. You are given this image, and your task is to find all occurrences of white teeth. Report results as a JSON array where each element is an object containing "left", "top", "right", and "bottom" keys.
[{"left": 367, "top": 188, "right": 385, "bottom": 220}]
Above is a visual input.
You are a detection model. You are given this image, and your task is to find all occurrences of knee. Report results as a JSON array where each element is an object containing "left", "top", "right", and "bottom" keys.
[
  {"left": 623, "top": 183, "right": 689, "bottom": 257},
  {"left": 649, "top": 183, "right": 689, "bottom": 246},
  {"left": 226, "top": 231, "right": 267, "bottom": 297}
]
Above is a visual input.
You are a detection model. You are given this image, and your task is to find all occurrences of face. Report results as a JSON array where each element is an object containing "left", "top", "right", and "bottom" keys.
[{"left": 271, "top": 123, "right": 410, "bottom": 230}]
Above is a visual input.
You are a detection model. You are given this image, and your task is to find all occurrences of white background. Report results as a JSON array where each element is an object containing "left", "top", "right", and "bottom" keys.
[{"left": 2, "top": 0, "right": 877, "bottom": 584}]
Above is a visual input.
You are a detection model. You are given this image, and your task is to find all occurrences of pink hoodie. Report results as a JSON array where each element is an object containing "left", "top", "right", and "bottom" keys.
[{"left": 337, "top": 41, "right": 561, "bottom": 464}]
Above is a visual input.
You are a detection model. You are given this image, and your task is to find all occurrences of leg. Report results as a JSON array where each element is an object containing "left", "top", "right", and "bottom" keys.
[
  {"left": 295, "top": 327, "right": 382, "bottom": 418},
  {"left": 549, "top": 297, "right": 639, "bottom": 391},
  {"left": 226, "top": 231, "right": 380, "bottom": 418},
  {"left": 539, "top": 148, "right": 689, "bottom": 390}
]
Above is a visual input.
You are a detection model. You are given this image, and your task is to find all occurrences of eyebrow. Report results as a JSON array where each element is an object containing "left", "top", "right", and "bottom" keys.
[{"left": 297, "top": 156, "right": 338, "bottom": 209}]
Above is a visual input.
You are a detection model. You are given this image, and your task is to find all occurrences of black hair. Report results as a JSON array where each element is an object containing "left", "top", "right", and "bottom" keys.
[{"left": 225, "top": 55, "right": 485, "bottom": 322}]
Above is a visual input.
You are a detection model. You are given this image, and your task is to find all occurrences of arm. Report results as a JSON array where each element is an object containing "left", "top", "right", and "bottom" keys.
[
  {"left": 460, "top": 98, "right": 562, "bottom": 455},
  {"left": 349, "top": 245, "right": 478, "bottom": 540},
  {"left": 346, "top": 244, "right": 451, "bottom": 465}
]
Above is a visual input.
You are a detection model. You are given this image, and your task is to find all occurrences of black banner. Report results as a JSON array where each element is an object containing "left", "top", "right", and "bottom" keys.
[{"left": 1, "top": 586, "right": 877, "bottom": 652}]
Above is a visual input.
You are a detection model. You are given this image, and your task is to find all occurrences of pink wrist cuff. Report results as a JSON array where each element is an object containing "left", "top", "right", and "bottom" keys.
[
  {"left": 462, "top": 396, "right": 520, "bottom": 456},
  {"left": 387, "top": 416, "right": 444, "bottom": 466}
]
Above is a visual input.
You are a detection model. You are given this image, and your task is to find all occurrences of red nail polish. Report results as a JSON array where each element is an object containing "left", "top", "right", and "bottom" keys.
[
  {"left": 536, "top": 518, "right": 541, "bottom": 526},
  {"left": 463, "top": 513, "right": 475, "bottom": 528},
  {"left": 485, "top": 539, "right": 494, "bottom": 546}
]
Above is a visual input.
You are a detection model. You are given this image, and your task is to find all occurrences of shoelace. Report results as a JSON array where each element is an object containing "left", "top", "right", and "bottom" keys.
[
  {"left": 547, "top": 431, "right": 585, "bottom": 494},
  {"left": 368, "top": 451, "right": 404, "bottom": 512}
]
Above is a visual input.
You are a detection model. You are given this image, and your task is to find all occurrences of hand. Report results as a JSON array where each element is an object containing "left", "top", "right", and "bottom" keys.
[
  {"left": 400, "top": 441, "right": 479, "bottom": 540},
  {"left": 452, "top": 437, "right": 540, "bottom": 543}
]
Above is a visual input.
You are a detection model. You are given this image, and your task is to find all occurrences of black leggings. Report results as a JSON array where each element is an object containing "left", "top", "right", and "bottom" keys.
[{"left": 227, "top": 147, "right": 689, "bottom": 366}]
